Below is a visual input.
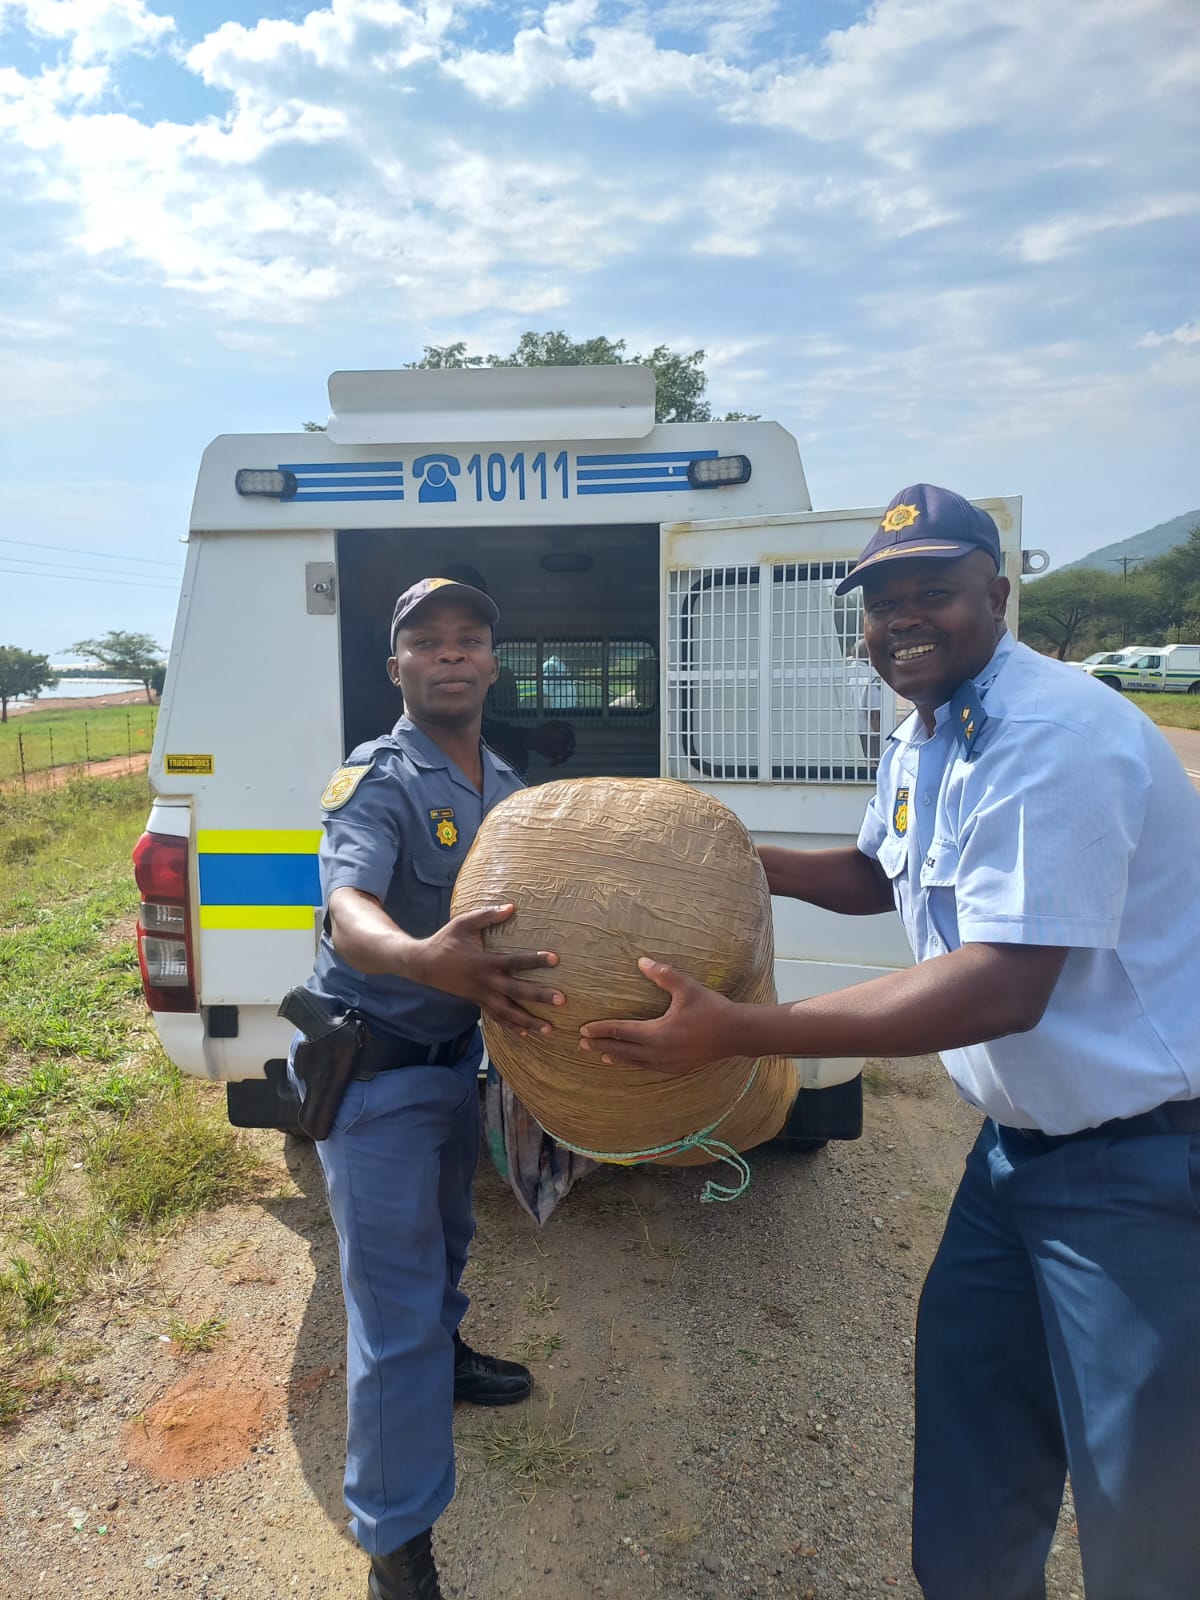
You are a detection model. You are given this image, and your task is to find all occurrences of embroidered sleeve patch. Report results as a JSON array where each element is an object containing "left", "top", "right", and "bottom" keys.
[{"left": 320, "top": 763, "right": 373, "bottom": 810}]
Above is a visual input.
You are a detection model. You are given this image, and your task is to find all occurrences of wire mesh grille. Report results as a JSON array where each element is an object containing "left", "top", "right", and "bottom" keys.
[{"left": 667, "top": 561, "right": 887, "bottom": 782}]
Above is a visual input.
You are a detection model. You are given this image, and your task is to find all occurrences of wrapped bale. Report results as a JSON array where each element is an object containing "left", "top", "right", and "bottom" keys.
[{"left": 451, "top": 778, "right": 797, "bottom": 1190}]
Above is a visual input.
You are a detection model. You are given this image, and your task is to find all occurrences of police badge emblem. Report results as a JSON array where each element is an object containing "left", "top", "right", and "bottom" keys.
[
  {"left": 429, "top": 807, "right": 459, "bottom": 848},
  {"left": 893, "top": 786, "right": 910, "bottom": 836}
]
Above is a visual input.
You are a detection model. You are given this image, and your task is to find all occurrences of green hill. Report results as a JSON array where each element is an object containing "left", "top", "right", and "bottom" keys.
[{"left": 1062, "top": 508, "right": 1200, "bottom": 573}]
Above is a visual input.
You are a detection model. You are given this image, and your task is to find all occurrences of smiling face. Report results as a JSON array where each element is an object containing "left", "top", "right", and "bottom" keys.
[
  {"left": 387, "top": 597, "right": 499, "bottom": 729},
  {"left": 862, "top": 550, "right": 1010, "bottom": 725}
]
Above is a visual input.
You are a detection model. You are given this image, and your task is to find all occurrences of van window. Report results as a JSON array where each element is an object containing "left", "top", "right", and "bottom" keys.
[
  {"left": 493, "top": 638, "right": 657, "bottom": 716},
  {"left": 667, "top": 559, "right": 880, "bottom": 783}
]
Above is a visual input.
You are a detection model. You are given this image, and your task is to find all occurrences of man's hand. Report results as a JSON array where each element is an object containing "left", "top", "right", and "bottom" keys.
[
  {"left": 579, "top": 957, "right": 737, "bottom": 1075},
  {"left": 529, "top": 721, "right": 575, "bottom": 766},
  {"left": 414, "top": 904, "right": 565, "bottom": 1035}
]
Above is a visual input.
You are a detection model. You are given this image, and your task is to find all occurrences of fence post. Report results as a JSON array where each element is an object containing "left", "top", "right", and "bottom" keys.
[
  {"left": 84, "top": 719, "right": 91, "bottom": 773},
  {"left": 48, "top": 728, "right": 54, "bottom": 772},
  {"left": 18, "top": 728, "right": 27, "bottom": 793},
  {"left": 127, "top": 711, "right": 133, "bottom": 771}
]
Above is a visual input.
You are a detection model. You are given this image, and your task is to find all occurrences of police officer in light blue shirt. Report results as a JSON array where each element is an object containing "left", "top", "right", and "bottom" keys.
[
  {"left": 582, "top": 485, "right": 1200, "bottom": 1600},
  {"left": 296, "top": 576, "right": 566, "bottom": 1600}
]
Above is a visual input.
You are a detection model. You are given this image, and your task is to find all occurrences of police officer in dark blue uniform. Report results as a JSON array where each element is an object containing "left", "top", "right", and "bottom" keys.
[{"left": 295, "top": 576, "right": 566, "bottom": 1600}]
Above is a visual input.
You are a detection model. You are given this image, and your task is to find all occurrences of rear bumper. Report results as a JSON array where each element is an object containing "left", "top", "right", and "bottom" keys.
[{"left": 153, "top": 1007, "right": 293, "bottom": 1083}]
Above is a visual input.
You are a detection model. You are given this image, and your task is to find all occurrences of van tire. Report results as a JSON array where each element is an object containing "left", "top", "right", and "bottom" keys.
[
  {"left": 1188, "top": 682, "right": 1200, "bottom": 695},
  {"left": 1096, "top": 674, "right": 1124, "bottom": 690},
  {"left": 774, "top": 1073, "right": 863, "bottom": 1152}
]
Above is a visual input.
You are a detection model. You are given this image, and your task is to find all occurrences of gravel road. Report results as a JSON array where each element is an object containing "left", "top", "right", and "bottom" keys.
[{"left": 0, "top": 1056, "right": 1085, "bottom": 1600}]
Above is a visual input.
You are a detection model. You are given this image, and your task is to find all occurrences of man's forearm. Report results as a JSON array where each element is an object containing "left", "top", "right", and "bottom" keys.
[
  {"left": 718, "top": 942, "right": 1069, "bottom": 1060},
  {"left": 328, "top": 888, "right": 429, "bottom": 981},
  {"left": 758, "top": 845, "right": 894, "bottom": 915}
]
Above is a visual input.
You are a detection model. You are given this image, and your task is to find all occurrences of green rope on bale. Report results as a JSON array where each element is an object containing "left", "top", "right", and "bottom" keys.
[{"left": 554, "top": 1062, "right": 761, "bottom": 1203}]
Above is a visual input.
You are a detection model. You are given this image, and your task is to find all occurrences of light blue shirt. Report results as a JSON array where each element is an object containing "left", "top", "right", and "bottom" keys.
[{"left": 858, "top": 634, "right": 1200, "bottom": 1132}]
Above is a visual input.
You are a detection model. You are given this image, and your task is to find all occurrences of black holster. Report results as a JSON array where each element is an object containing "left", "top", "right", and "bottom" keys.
[{"left": 279, "top": 987, "right": 366, "bottom": 1141}]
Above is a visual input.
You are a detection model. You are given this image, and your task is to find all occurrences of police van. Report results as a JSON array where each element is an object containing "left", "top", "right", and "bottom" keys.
[
  {"left": 133, "top": 366, "right": 1028, "bottom": 1147},
  {"left": 1079, "top": 643, "right": 1200, "bottom": 694}
]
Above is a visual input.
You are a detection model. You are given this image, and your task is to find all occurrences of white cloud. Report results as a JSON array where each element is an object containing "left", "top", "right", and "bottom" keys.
[
  {"left": 0, "top": 0, "right": 1195, "bottom": 467},
  {"left": 0, "top": 350, "right": 141, "bottom": 420},
  {"left": 1139, "top": 320, "right": 1200, "bottom": 348},
  {"left": 0, "top": 0, "right": 174, "bottom": 63},
  {"left": 1016, "top": 194, "right": 1200, "bottom": 264}
]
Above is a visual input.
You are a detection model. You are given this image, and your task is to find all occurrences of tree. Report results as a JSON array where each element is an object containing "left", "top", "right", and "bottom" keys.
[
  {"left": 1018, "top": 568, "right": 1127, "bottom": 659},
  {"left": 0, "top": 646, "right": 58, "bottom": 723},
  {"left": 71, "top": 631, "right": 162, "bottom": 703},
  {"left": 303, "top": 332, "right": 757, "bottom": 427}
]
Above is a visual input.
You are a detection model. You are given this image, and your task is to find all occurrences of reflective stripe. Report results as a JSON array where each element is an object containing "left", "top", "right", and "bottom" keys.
[
  {"left": 196, "top": 829, "right": 322, "bottom": 854},
  {"left": 199, "top": 905, "right": 317, "bottom": 931}
]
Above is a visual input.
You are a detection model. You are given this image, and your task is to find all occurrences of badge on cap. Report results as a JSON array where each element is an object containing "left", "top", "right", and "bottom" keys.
[
  {"left": 321, "top": 763, "right": 373, "bottom": 810},
  {"left": 893, "top": 786, "right": 910, "bottom": 836},
  {"left": 880, "top": 502, "right": 920, "bottom": 533},
  {"left": 949, "top": 682, "right": 987, "bottom": 759},
  {"left": 429, "top": 807, "right": 459, "bottom": 848}
]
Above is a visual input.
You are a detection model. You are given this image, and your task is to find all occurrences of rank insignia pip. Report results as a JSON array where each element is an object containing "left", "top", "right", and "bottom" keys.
[
  {"left": 893, "top": 786, "right": 910, "bottom": 836},
  {"left": 321, "top": 763, "right": 373, "bottom": 810},
  {"left": 949, "top": 680, "right": 988, "bottom": 759},
  {"left": 429, "top": 808, "right": 459, "bottom": 848}
]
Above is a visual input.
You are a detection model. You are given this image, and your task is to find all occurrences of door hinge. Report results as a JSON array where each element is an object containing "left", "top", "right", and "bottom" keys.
[{"left": 305, "top": 561, "right": 336, "bottom": 614}]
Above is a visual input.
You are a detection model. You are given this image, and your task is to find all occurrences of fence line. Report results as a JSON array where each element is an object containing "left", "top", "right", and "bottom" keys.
[{"left": 3, "top": 707, "right": 158, "bottom": 790}]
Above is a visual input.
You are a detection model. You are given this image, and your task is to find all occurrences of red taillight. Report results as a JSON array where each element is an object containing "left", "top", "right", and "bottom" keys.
[{"left": 133, "top": 831, "right": 197, "bottom": 1013}]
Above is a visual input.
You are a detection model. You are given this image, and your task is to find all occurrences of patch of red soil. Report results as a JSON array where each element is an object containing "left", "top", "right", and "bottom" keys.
[{"left": 122, "top": 1371, "right": 282, "bottom": 1482}]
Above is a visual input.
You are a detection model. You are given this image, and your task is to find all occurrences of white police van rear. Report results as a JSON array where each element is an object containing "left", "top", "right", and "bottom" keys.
[{"left": 134, "top": 366, "right": 1026, "bottom": 1146}]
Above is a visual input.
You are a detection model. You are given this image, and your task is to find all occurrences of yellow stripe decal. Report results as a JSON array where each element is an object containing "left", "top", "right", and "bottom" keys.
[
  {"left": 199, "top": 905, "right": 317, "bottom": 931},
  {"left": 196, "top": 829, "right": 322, "bottom": 855}
]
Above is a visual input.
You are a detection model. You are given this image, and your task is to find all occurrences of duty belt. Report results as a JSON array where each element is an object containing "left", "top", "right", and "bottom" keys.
[
  {"left": 351, "top": 1024, "right": 478, "bottom": 1080},
  {"left": 1002, "top": 1097, "right": 1200, "bottom": 1151}
]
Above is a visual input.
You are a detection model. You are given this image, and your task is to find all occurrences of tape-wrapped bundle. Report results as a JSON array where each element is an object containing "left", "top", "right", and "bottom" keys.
[{"left": 451, "top": 778, "right": 797, "bottom": 1190}]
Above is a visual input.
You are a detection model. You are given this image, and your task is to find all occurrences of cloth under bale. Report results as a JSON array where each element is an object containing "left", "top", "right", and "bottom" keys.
[
  {"left": 451, "top": 777, "right": 798, "bottom": 1200},
  {"left": 483, "top": 1064, "right": 597, "bottom": 1226}
]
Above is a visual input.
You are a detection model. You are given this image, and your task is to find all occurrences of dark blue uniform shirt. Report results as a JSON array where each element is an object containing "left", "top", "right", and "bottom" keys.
[{"left": 306, "top": 716, "right": 522, "bottom": 1044}]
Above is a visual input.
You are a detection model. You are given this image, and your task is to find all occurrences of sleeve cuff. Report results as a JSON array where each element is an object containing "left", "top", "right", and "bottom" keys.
[
  {"left": 958, "top": 912, "right": 1121, "bottom": 950},
  {"left": 324, "top": 868, "right": 391, "bottom": 903}
]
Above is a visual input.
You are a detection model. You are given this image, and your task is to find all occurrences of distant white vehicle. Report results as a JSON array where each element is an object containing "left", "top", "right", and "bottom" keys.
[{"left": 1080, "top": 644, "right": 1200, "bottom": 693}]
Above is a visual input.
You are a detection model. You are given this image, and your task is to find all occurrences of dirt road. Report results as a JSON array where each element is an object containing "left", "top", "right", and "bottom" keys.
[
  {"left": 0, "top": 1061, "right": 1084, "bottom": 1600},
  {"left": 1160, "top": 725, "right": 1200, "bottom": 791}
]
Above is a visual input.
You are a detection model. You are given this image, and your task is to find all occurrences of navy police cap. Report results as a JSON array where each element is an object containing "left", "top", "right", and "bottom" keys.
[
  {"left": 390, "top": 577, "right": 499, "bottom": 650},
  {"left": 834, "top": 484, "right": 1002, "bottom": 595}
]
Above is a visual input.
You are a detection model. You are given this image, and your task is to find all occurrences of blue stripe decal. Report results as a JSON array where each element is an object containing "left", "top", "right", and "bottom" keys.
[
  {"left": 577, "top": 466, "right": 690, "bottom": 482},
  {"left": 279, "top": 459, "right": 409, "bottom": 472},
  {"left": 576, "top": 450, "right": 718, "bottom": 466},
  {"left": 287, "top": 475, "right": 405, "bottom": 488},
  {"left": 292, "top": 490, "right": 407, "bottom": 502},
  {"left": 199, "top": 853, "right": 321, "bottom": 907},
  {"left": 577, "top": 481, "right": 698, "bottom": 495}
]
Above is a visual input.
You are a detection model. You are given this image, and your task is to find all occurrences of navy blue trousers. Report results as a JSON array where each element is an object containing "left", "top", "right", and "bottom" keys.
[
  {"left": 913, "top": 1118, "right": 1200, "bottom": 1600},
  {"left": 294, "top": 1037, "right": 483, "bottom": 1556}
]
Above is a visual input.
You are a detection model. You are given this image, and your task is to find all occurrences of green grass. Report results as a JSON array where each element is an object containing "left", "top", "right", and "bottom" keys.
[
  {"left": 0, "top": 703, "right": 156, "bottom": 781},
  {"left": 1125, "top": 693, "right": 1200, "bottom": 732},
  {"left": 0, "top": 778, "right": 150, "bottom": 1075},
  {"left": 0, "top": 774, "right": 265, "bottom": 1425},
  {"left": 165, "top": 1313, "right": 228, "bottom": 1354}
]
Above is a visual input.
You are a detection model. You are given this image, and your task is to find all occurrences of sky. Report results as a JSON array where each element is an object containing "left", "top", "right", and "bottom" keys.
[{"left": 1, "top": 0, "right": 1197, "bottom": 659}]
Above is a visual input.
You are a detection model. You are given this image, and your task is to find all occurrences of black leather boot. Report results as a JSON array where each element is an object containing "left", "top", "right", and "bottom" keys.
[
  {"left": 368, "top": 1528, "right": 443, "bottom": 1600},
  {"left": 453, "top": 1331, "right": 532, "bottom": 1406}
]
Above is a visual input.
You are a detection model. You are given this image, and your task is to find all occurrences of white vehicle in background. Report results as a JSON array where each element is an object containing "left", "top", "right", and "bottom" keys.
[
  {"left": 1080, "top": 644, "right": 1200, "bottom": 693},
  {"left": 133, "top": 366, "right": 1034, "bottom": 1151}
]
